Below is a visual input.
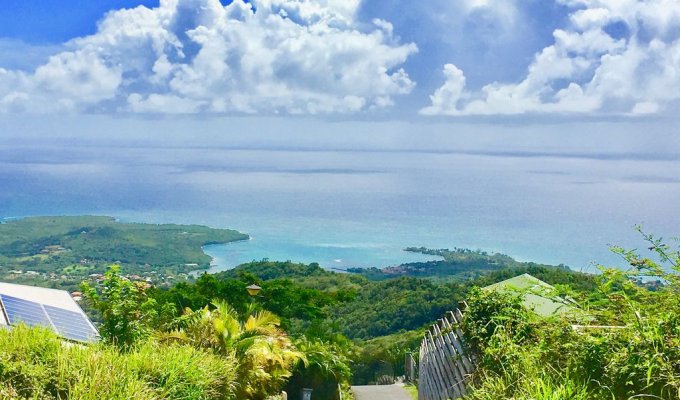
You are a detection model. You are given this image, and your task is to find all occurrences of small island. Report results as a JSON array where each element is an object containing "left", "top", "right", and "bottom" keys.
[
  {"left": 348, "top": 246, "right": 572, "bottom": 281},
  {"left": 0, "top": 216, "right": 249, "bottom": 289}
]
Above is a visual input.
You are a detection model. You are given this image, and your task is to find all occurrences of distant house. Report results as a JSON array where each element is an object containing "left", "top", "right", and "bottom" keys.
[
  {"left": 482, "top": 273, "right": 581, "bottom": 317},
  {"left": 0, "top": 282, "right": 99, "bottom": 343}
]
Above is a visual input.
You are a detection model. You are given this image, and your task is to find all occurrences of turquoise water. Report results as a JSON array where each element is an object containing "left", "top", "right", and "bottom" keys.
[
  {"left": 1, "top": 116, "right": 678, "bottom": 272},
  {"left": 203, "top": 240, "right": 442, "bottom": 272}
]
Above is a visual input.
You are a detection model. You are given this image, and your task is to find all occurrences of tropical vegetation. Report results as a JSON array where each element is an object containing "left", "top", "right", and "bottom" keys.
[
  {"left": 461, "top": 229, "right": 679, "bottom": 399},
  {"left": 1, "top": 216, "right": 674, "bottom": 399}
]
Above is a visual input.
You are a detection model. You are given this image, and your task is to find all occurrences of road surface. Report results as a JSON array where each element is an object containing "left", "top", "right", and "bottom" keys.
[{"left": 351, "top": 384, "right": 413, "bottom": 400}]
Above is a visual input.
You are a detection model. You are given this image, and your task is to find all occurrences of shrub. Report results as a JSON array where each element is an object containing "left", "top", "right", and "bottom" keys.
[{"left": 461, "top": 230, "right": 680, "bottom": 400}]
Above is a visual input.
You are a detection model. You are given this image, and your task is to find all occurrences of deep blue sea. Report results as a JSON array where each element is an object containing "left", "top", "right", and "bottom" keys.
[{"left": 1, "top": 116, "right": 678, "bottom": 272}]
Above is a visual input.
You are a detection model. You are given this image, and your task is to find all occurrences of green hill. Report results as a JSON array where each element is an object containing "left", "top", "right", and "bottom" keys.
[{"left": 0, "top": 216, "right": 248, "bottom": 287}]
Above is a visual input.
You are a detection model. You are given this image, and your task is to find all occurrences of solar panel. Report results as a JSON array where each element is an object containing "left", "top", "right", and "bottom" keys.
[
  {"left": 0, "top": 293, "right": 98, "bottom": 343},
  {"left": 0, "top": 294, "right": 51, "bottom": 327},
  {"left": 44, "top": 305, "right": 98, "bottom": 342}
]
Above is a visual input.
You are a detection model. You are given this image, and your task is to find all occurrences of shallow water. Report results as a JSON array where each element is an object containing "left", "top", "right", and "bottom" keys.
[{"left": 203, "top": 240, "right": 443, "bottom": 272}]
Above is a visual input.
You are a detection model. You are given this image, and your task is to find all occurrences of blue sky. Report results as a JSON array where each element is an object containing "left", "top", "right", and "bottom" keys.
[
  {"left": 0, "top": 0, "right": 679, "bottom": 116},
  {"left": 0, "top": 1, "right": 160, "bottom": 44}
]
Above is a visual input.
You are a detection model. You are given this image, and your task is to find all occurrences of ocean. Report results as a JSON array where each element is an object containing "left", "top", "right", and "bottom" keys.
[{"left": 1, "top": 115, "right": 678, "bottom": 272}]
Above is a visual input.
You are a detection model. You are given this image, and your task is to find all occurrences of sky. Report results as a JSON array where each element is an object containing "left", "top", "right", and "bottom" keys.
[
  {"left": 0, "top": 0, "right": 678, "bottom": 268},
  {"left": 0, "top": 0, "right": 679, "bottom": 116}
]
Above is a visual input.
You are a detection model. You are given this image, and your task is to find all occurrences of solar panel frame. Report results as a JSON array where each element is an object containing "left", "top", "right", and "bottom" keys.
[{"left": 0, "top": 294, "right": 52, "bottom": 328}]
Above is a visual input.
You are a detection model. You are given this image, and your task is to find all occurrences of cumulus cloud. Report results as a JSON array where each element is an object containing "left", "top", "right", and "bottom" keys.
[
  {"left": 0, "top": 0, "right": 417, "bottom": 114},
  {"left": 422, "top": 0, "right": 680, "bottom": 116}
]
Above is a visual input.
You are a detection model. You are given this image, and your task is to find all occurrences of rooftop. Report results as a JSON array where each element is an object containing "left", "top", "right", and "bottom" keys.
[{"left": 482, "top": 274, "right": 581, "bottom": 317}]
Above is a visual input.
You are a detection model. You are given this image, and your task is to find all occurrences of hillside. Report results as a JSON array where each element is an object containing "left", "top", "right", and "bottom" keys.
[
  {"left": 150, "top": 258, "right": 598, "bottom": 386},
  {"left": 206, "top": 259, "right": 596, "bottom": 339},
  {"left": 0, "top": 216, "right": 248, "bottom": 288}
]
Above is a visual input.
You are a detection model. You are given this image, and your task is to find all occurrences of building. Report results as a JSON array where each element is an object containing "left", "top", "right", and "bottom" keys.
[
  {"left": 482, "top": 273, "right": 582, "bottom": 317},
  {"left": 0, "top": 282, "right": 99, "bottom": 343}
]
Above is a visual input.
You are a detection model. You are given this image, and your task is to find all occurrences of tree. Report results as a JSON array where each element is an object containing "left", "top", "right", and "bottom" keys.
[
  {"left": 81, "top": 265, "right": 160, "bottom": 349},
  {"left": 164, "top": 299, "right": 305, "bottom": 399},
  {"left": 287, "top": 337, "right": 353, "bottom": 400}
]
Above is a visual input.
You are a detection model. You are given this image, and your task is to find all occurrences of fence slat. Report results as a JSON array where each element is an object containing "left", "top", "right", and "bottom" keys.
[
  {"left": 425, "top": 332, "right": 449, "bottom": 400},
  {"left": 435, "top": 320, "right": 468, "bottom": 397},
  {"left": 418, "top": 308, "right": 477, "bottom": 400},
  {"left": 442, "top": 313, "right": 474, "bottom": 374},
  {"left": 430, "top": 324, "right": 461, "bottom": 399}
]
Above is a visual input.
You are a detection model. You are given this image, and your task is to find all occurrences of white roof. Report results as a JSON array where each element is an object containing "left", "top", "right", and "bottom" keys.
[{"left": 0, "top": 282, "right": 83, "bottom": 314}]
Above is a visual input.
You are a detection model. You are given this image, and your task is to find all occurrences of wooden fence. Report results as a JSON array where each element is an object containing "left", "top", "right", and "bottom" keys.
[{"left": 418, "top": 308, "right": 475, "bottom": 400}]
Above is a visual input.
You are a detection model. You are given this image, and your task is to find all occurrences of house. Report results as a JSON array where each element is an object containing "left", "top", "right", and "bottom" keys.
[
  {"left": 0, "top": 282, "right": 99, "bottom": 343},
  {"left": 482, "top": 273, "right": 582, "bottom": 317}
]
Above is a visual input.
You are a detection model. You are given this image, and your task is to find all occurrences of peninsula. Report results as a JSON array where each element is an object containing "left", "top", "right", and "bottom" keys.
[{"left": 0, "top": 216, "right": 248, "bottom": 289}]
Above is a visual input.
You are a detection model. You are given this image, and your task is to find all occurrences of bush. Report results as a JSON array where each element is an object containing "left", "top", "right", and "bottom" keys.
[{"left": 461, "top": 230, "right": 680, "bottom": 399}]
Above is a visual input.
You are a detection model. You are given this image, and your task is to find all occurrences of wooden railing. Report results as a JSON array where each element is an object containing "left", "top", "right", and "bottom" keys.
[{"left": 418, "top": 308, "right": 475, "bottom": 400}]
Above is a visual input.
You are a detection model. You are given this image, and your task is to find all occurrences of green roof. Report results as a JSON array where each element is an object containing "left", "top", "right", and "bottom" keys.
[{"left": 482, "top": 274, "right": 581, "bottom": 317}]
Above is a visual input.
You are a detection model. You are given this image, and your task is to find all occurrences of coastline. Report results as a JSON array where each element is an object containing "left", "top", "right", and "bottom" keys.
[{"left": 195, "top": 236, "right": 253, "bottom": 276}]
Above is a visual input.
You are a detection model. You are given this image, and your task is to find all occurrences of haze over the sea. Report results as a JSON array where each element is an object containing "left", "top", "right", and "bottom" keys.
[{"left": 1, "top": 115, "right": 678, "bottom": 272}]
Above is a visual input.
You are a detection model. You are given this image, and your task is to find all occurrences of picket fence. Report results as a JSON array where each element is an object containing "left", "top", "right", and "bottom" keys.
[{"left": 417, "top": 308, "right": 475, "bottom": 400}]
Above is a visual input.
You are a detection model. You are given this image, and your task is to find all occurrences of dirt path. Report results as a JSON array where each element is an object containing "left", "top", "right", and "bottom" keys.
[{"left": 351, "top": 384, "right": 413, "bottom": 400}]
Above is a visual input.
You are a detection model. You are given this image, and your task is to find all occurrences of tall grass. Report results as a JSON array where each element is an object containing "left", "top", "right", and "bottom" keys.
[{"left": 0, "top": 324, "right": 238, "bottom": 399}]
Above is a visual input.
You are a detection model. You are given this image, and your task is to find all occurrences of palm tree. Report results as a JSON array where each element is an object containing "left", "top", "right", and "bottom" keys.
[{"left": 161, "top": 299, "right": 305, "bottom": 399}]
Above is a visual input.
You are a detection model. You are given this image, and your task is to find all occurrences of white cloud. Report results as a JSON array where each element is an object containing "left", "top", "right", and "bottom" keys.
[
  {"left": 0, "top": 0, "right": 416, "bottom": 114},
  {"left": 423, "top": 0, "right": 680, "bottom": 116},
  {"left": 437, "top": 0, "right": 521, "bottom": 46},
  {"left": 421, "top": 64, "right": 467, "bottom": 116}
]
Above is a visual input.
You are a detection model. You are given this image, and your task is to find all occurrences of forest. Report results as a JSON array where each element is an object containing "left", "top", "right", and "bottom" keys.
[
  {"left": 0, "top": 219, "right": 676, "bottom": 399},
  {"left": 0, "top": 216, "right": 248, "bottom": 286}
]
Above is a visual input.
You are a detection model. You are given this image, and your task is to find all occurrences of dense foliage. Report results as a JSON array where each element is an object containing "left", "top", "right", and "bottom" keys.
[
  {"left": 150, "top": 257, "right": 597, "bottom": 389},
  {"left": 80, "top": 266, "right": 352, "bottom": 400},
  {"left": 164, "top": 300, "right": 305, "bottom": 399},
  {"left": 0, "top": 216, "right": 247, "bottom": 287},
  {"left": 82, "top": 265, "right": 171, "bottom": 349},
  {"left": 193, "top": 260, "right": 469, "bottom": 340},
  {"left": 461, "top": 230, "right": 680, "bottom": 399},
  {"left": 351, "top": 330, "right": 423, "bottom": 385},
  {"left": 330, "top": 277, "right": 464, "bottom": 339}
]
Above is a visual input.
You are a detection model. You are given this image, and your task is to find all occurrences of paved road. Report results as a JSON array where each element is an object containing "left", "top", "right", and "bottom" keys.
[{"left": 351, "top": 384, "right": 413, "bottom": 400}]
